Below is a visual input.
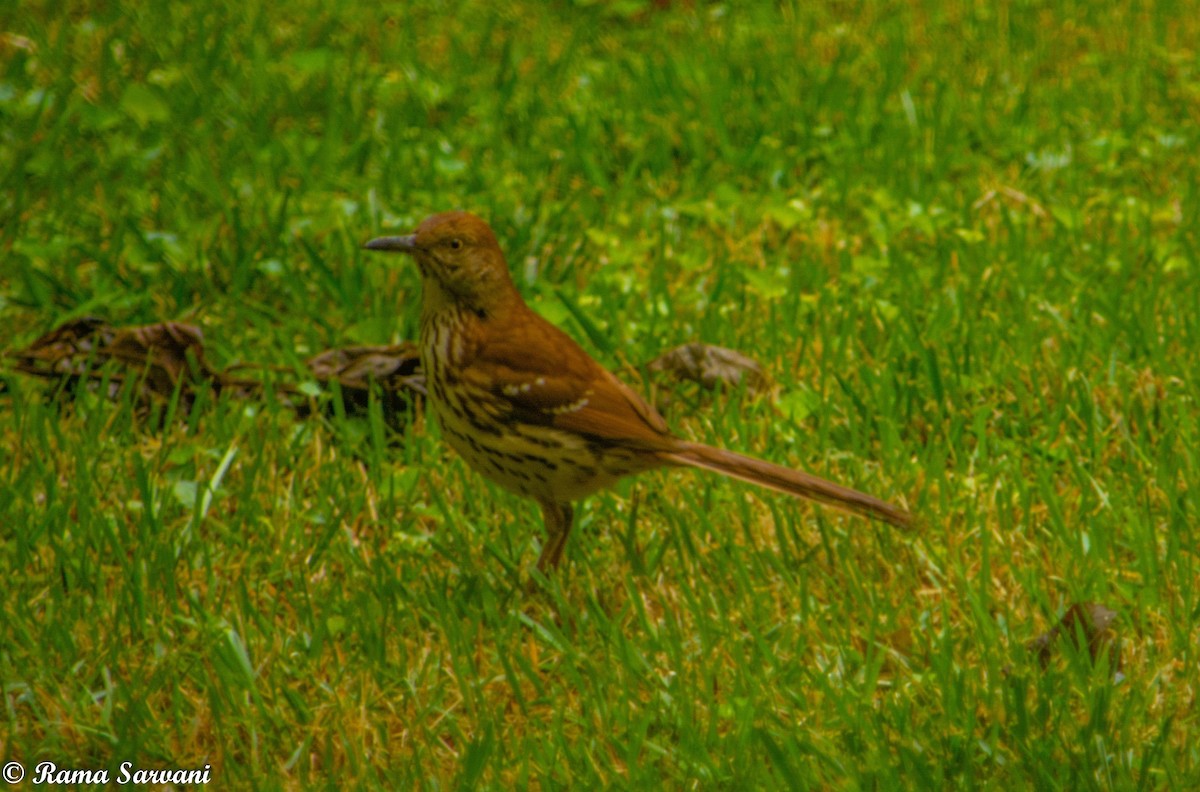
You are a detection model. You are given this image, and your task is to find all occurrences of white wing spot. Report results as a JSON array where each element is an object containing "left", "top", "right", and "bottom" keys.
[{"left": 549, "top": 396, "right": 589, "bottom": 415}]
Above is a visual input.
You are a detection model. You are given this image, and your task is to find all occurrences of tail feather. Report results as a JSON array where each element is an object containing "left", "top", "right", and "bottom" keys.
[{"left": 661, "top": 442, "right": 912, "bottom": 529}]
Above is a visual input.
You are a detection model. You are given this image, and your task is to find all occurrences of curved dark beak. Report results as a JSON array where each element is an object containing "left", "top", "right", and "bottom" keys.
[{"left": 363, "top": 234, "right": 416, "bottom": 253}]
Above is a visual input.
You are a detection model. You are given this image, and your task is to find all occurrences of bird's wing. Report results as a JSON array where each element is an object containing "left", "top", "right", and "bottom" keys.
[{"left": 466, "top": 309, "right": 671, "bottom": 447}]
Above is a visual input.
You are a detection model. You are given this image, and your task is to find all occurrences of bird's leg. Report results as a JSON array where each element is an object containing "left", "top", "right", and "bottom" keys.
[
  {"left": 551, "top": 504, "right": 574, "bottom": 567},
  {"left": 535, "top": 500, "right": 574, "bottom": 571}
]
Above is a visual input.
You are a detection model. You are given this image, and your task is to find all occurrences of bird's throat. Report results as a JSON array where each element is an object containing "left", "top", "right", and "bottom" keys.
[{"left": 419, "top": 276, "right": 460, "bottom": 318}]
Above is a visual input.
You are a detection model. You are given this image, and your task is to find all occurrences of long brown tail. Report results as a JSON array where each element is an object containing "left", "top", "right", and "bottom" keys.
[{"left": 660, "top": 442, "right": 912, "bottom": 529}]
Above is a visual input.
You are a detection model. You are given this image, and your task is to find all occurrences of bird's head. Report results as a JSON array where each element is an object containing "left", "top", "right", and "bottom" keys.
[{"left": 364, "top": 211, "right": 516, "bottom": 316}]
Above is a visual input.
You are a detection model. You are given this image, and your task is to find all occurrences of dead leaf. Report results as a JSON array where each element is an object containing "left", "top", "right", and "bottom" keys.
[
  {"left": 1028, "top": 602, "right": 1122, "bottom": 677},
  {"left": 8, "top": 317, "right": 115, "bottom": 379},
  {"left": 7, "top": 318, "right": 259, "bottom": 405},
  {"left": 303, "top": 344, "right": 424, "bottom": 425},
  {"left": 6, "top": 319, "right": 429, "bottom": 427},
  {"left": 105, "top": 322, "right": 216, "bottom": 396},
  {"left": 306, "top": 344, "right": 422, "bottom": 391},
  {"left": 646, "top": 342, "right": 768, "bottom": 393}
]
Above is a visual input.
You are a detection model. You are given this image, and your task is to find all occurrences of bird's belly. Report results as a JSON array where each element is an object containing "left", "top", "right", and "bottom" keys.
[{"left": 431, "top": 396, "right": 624, "bottom": 502}]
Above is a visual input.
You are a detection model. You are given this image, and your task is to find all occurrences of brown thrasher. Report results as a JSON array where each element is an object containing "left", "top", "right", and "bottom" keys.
[{"left": 365, "top": 211, "right": 911, "bottom": 572}]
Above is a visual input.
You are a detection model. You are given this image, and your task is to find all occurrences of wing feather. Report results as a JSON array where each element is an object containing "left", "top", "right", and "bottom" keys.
[{"left": 465, "top": 305, "right": 672, "bottom": 448}]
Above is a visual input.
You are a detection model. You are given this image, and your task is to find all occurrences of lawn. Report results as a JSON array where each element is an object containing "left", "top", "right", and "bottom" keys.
[{"left": 2, "top": 0, "right": 1198, "bottom": 787}]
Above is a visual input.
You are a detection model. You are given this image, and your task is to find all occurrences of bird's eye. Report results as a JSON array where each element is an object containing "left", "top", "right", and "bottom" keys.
[{"left": 449, "top": 238, "right": 463, "bottom": 250}]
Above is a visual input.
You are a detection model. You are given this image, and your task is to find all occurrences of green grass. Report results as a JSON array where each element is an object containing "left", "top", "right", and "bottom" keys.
[{"left": 3, "top": 0, "right": 1199, "bottom": 787}]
